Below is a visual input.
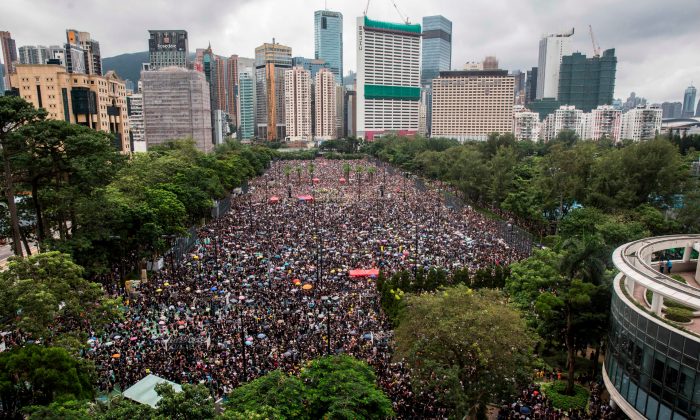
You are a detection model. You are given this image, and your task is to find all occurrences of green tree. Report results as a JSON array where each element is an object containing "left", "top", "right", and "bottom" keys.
[
  {"left": 154, "top": 383, "right": 215, "bottom": 420},
  {"left": 0, "top": 345, "right": 94, "bottom": 418},
  {"left": 226, "top": 370, "right": 307, "bottom": 419},
  {"left": 393, "top": 286, "right": 535, "bottom": 418},
  {"left": 25, "top": 399, "right": 93, "bottom": 420}
]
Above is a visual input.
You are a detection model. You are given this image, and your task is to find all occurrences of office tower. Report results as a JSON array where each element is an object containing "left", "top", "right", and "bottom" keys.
[
  {"left": 421, "top": 15, "right": 452, "bottom": 86},
  {"left": 696, "top": 99, "right": 700, "bottom": 117},
  {"left": 314, "top": 10, "right": 343, "bottom": 84},
  {"left": 212, "top": 110, "right": 230, "bottom": 145},
  {"left": 511, "top": 70, "right": 526, "bottom": 105},
  {"left": 126, "top": 93, "right": 146, "bottom": 152},
  {"left": 10, "top": 64, "right": 130, "bottom": 151},
  {"left": 661, "top": 102, "right": 683, "bottom": 119},
  {"left": 541, "top": 106, "right": 582, "bottom": 141},
  {"left": 237, "top": 68, "right": 255, "bottom": 140},
  {"left": 335, "top": 84, "right": 345, "bottom": 137},
  {"left": 148, "top": 30, "right": 189, "bottom": 70},
  {"left": 344, "top": 90, "right": 356, "bottom": 137},
  {"left": 18, "top": 45, "right": 51, "bottom": 64},
  {"left": 589, "top": 105, "right": 622, "bottom": 141},
  {"left": 621, "top": 105, "right": 662, "bottom": 141},
  {"left": 1, "top": 31, "right": 18, "bottom": 88},
  {"left": 283, "top": 66, "right": 312, "bottom": 141},
  {"left": 431, "top": 70, "right": 515, "bottom": 141},
  {"left": 682, "top": 85, "right": 697, "bottom": 118},
  {"left": 65, "top": 30, "right": 101, "bottom": 75},
  {"left": 536, "top": 29, "right": 573, "bottom": 99},
  {"left": 622, "top": 92, "right": 646, "bottom": 112},
  {"left": 343, "top": 70, "right": 356, "bottom": 89},
  {"left": 216, "top": 55, "right": 238, "bottom": 122},
  {"left": 314, "top": 67, "right": 337, "bottom": 140},
  {"left": 357, "top": 16, "right": 421, "bottom": 140},
  {"left": 292, "top": 57, "right": 329, "bottom": 79},
  {"left": 525, "top": 67, "right": 538, "bottom": 104},
  {"left": 513, "top": 106, "right": 541, "bottom": 141},
  {"left": 255, "top": 41, "right": 292, "bottom": 140},
  {"left": 557, "top": 49, "right": 617, "bottom": 112},
  {"left": 141, "top": 67, "right": 212, "bottom": 152}
]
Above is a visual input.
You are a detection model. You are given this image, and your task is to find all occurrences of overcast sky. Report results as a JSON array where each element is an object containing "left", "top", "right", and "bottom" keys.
[{"left": 3, "top": 0, "right": 699, "bottom": 103}]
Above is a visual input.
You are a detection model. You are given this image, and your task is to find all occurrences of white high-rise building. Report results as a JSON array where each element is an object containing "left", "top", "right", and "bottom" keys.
[
  {"left": 126, "top": 93, "right": 146, "bottom": 152},
  {"left": 541, "top": 105, "right": 582, "bottom": 141},
  {"left": 284, "top": 66, "right": 312, "bottom": 141},
  {"left": 357, "top": 16, "right": 421, "bottom": 140},
  {"left": 314, "top": 68, "right": 337, "bottom": 141},
  {"left": 536, "top": 29, "right": 573, "bottom": 100},
  {"left": 621, "top": 105, "right": 662, "bottom": 141},
  {"left": 513, "top": 106, "right": 541, "bottom": 141},
  {"left": 590, "top": 105, "right": 622, "bottom": 142}
]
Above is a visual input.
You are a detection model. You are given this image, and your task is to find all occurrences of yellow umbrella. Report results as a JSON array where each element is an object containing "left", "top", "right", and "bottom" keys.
[{"left": 302, "top": 284, "right": 313, "bottom": 290}]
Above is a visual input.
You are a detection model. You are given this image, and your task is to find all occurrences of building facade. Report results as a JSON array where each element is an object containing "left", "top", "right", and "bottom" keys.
[
  {"left": 255, "top": 41, "right": 292, "bottom": 141},
  {"left": 292, "top": 57, "right": 329, "bottom": 80},
  {"left": 314, "top": 68, "right": 337, "bottom": 140},
  {"left": 1, "top": 31, "right": 18, "bottom": 89},
  {"left": 18, "top": 45, "right": 52, "bottom": 65},
  {"left": 589, "top": 105, "right": 622, "bottom": 142},
  {"left": 314, "top": 10, "right": 343, "bottom": 84},
  {"left": 557, "top": 49, "right": 617, "bottom": 112},
  {"left": 356, "top": 16, "right": 421, "bottom": 140},
  {"left": 284, "top": 66, "right": 312, "bottom": 141},
  {"left": 683, "top": 85, "right": 697, "bottom": 118},
  {"left": 65, "top": 30, "right": 102, "bottom": 75},
  {"left": 605, "top": 235, "right": 700, "bottom": 420},
  {"left": 344, "top": 89, "right": 356, "bottom": 138},
  {"left": 513, "top": 106, "right": 541, "bottom": 141},
  {"left": 141, "top": 67, "right": 212, "bottom": 152},
  {"left": 126, "top": 93, "right": 146, "bottom": 152},
  {"left": 621, "top": 105, "right": 662, "bottom": 141},
  {"left": 421, "top": 15, "right": 452, "bottom": 86},
  {"left": 148, "top": 30, "right": 189, "bottom": 70},
  {"left": 662, "top": 102, "right": 683, "bottom": 119},
  {"left": 10, "top": 64, "right": 130, "bottom": 152},
  {"left": 431, "top": 70, "right": 515, "bottom": 141},
  {"left": 525, "top": 67, "right": 538, "bottom": 104},
  {"left": 237, "top": 68, "right": 255, "bottom": 140},
  {"left": 541, "top": 105, "right": 582, "bottom": 141},
  {"left": 536, "top": 29, "right": 573, "bottom": 100}
]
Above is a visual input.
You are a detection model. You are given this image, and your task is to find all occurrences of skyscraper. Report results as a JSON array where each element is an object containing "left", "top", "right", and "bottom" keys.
[
  {"left": 314, "top": 10, "right": 343, "bottom": 84},
  {"left": 255, "top": 41, "right": 292, "bottom": 141},
  {"left": 661, "top": 102, "right": 683, "bottom": 119},
  {"left": 357, "top": 16, "right": 421, "bottom": 140},
  {"left": 148, "top": 30, "right": 189, "bottom": 70},
  {"left": 237, "top": 68, "right": 255, "bottom": 140},
  {"left": 65, "top": 30, "right": 102, "bottom": 75},
  {"left": 536, "top": 29, "right": 573, "bottom": 100},
  {"left": 1, "top": 31, "right": 18, "bottom": 89},
  {"left": 284, "top": 66, "right": 312, "bottom": 141},
  {"left": 557, "top": 48, "right": 617, "bottom": 112},
  {"left": 420, "top": 15, "right": 452, "bottom": 86},
  {"left": 292, "top": 57, "right": 329, "bottom": 79},
  {"left": 141, "top": 67, "right": 212, "bottom": 152},
  {"left": 315, "top": 69, "right": 338, "bottom": 140},
  {"left": 126, "top": 93, "right": 146, "bottom": 152},
  {"left": 525, "top": 67, "right": 538, "bottom": 104},
  {"left": 682, "top": 85, "right": 697, "bottom": 118}
]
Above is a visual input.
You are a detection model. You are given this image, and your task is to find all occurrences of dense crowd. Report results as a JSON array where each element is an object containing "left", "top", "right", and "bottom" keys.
[{"left": 85, "top": 158, "right": 529, "bottom": 417}]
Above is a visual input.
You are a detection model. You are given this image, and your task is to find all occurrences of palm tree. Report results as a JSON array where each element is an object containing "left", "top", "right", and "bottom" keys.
[
  {"left": 367, "top": 166, "right": 376, "bottom": 183},
  {"left": 284, "top": 164, "right": 291, "bottom": 183},
  {"left": 295, "top": 166, "right": 302, "bottom": 183},
  {"left": 342, "top": 163, "right": 351, "bottom": 180}
]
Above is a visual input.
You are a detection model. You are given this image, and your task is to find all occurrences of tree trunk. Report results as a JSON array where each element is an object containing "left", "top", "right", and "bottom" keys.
[
  {"left": 565, "top": 307, "right": 576, "bottom": 395},
  {"left": 30, "top": 180, "right": 46, "bottom": 245},
  {"left": 2, "top": 147, "right": 23, "bottom": 257},
  {"left": 591, "top": 343, "right": 601, "bottom": 376},
  {"left": 19, "top": 227, "right": 31, "bottom": 256}
]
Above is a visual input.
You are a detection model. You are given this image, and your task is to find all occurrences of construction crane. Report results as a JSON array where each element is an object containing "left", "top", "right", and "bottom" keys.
[
  {"left": 588, "top": 25, "right": 601, "bottom": 57},
  {"left": 364, "top": 0, "right": 370, "bottom": 15},
  {"left": 389, "top": 0, "right": 410, "bottom": 23}
]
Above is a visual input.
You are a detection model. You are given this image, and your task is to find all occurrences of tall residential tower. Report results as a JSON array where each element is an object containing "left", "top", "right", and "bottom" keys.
[{"left": 314, "top": 10, "right": 343, "bottom": 84}]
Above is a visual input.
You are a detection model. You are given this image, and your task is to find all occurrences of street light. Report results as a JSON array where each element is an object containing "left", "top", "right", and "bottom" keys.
[{"left": 320, "top": 295, "right": 339, "bottom": 355}]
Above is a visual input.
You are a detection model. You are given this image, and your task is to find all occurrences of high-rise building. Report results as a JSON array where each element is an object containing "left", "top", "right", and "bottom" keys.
[
  {"left": 661, "top": 102, "right": 683, "bottom": 119},
  {"left": 483, "top": 56, "right": 499, "bottom": 70},
  {"left": 335, "top": 84, "right": 345, "bottom": 138},
  {"left": 589, "top": 105, "right": 622, "bottom": 141},
  {"left": 621, "top": 105, "right": 662, "bottom": 141},
  {"left": 682, "top": 85, "right": 697, "bottom": 118},
  {"left": 314, "top": 10, "right": 343, "bottom": 84},
  {"left": 525, "top": 67, "right": 538, "bottom": 104},
  {"left": 148, "top": 30, "right": 189, "bottom": 70},
  {"left": 557, "top": 49, "right": 617, "bottom": 112},
  {"left": 622, "top": 92, "right": 646, "bottom": 112},
  {"left": 255, "top": 41, "right": 292, "bottom": 141},
  {"left": 126, "top": 93, "right": 146, "bottom": 152},
  {"left": 284, "top": 66, "right": 312, "bottom": 141},
  {"left": 511, "top": 70, "right": 526, "bottom": 105},
  {"left": 292, "top": 57, "right": 329, "bottom": 79},
  {"left": 195, "top": 46, "right": 239, "bottom": 125},
  {"left": 141, "top": 67, "right": 212, "bottom": 152},
  {"left": 1, "top": 31, "right": 18, "bottom": 88},
  {"left": 10, "top": 64, "right": 130, "bottom": 152},
  {"left": 513, "top": 106, "right": 541, "bottom": 141},
  {"left": 213, "top": 110, "right": 230, "bottom": 145},
  {"left": 431, "top": 70, "right": 515, "bottom": 141},
  {"left": 237, "top": 68, "right": 255, "bottom": 140},
  {"left": 65, "top": 30, "right": 101, "bottom": 75},
  {"left": 357, "top": 16, "right": 421, "bottom": 140},
  {"left": 536, "top": 29, "right": 574, "bottom": 100},
  {"left": 541, "top": 105, "right": 582, "bottom": 141},
  {"left": 18, "top": 45, "right": 52, "bottom": 65},
  {"left": 47, "top": 45, "right": 65, "bottom": 66},
  {"left": 421, "top": 15, "right": 452, "bottom": 86},
  {"left": 696, "top": 99, "right": 700, "bottom": 117},
  {"left": 0, "top": 65, "right": 4, "bottom": 95},
  {"left": 314, "top": 67, "right": 337, "bottom": 140},
  {"left": 344, "top": 89, "right": 356, "bottom": 138}
]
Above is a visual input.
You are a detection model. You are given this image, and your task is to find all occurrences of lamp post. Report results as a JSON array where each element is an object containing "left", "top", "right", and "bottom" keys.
[{"left": 321, "top": 295, "right": 339, "bottom": 355}]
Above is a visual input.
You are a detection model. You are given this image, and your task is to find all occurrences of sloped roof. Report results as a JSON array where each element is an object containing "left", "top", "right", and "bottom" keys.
[{"left": 122, "top": 374, "right": 182, "bottom": 408}]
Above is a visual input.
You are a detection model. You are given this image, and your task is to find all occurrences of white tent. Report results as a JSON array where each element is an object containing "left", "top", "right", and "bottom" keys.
[{"left": 122, "top": 374, "right": 182, "bottom": 408}]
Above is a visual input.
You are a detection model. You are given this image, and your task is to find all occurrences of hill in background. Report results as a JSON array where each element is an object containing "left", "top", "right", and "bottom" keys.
[{"left": 102, "top": 51, "right": 148, "bottom": 85}]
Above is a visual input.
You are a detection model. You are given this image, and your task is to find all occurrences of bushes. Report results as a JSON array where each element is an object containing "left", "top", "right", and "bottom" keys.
[
  {"left": 665, "top": 307, "right": 694, "bottom": 323},
  {"left": 541, "top": 382, "right": 589, "bottom": 411}
]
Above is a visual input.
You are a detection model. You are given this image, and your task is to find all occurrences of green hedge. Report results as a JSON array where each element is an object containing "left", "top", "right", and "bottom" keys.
[
  {"left": 671, "top": 274, "right": 687, "bottom": 284},
  {"left": 542, "top": 381, "right": 589, "bottom": 411},
  {"left": 665, "top": 307, "right": 693, "bottom": 323}
]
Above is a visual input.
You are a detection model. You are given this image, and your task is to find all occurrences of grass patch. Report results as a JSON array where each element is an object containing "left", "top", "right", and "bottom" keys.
[
  {"left": 665, "top": 307, "right": 693, "bottom": 323},
  {"left": 541, "top": 381, "right": 590, "bottom": 411},
  {"left": 671, "top": 274, "right": 687, "bottom": 284}
]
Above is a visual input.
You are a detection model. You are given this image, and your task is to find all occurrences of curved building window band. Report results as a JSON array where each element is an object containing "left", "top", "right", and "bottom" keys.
[{"left": 605, "top": 235, "right": 700, "bottom": 420}]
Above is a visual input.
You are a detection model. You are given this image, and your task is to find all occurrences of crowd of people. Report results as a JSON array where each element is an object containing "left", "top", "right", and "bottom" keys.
[{"left": 83, "top": 158, "right": 537, "bottom": 417}]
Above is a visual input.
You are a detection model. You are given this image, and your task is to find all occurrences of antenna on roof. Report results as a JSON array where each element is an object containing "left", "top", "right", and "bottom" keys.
[{"left": 364, "top": 0, "right": 370, "bottom": 15}]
